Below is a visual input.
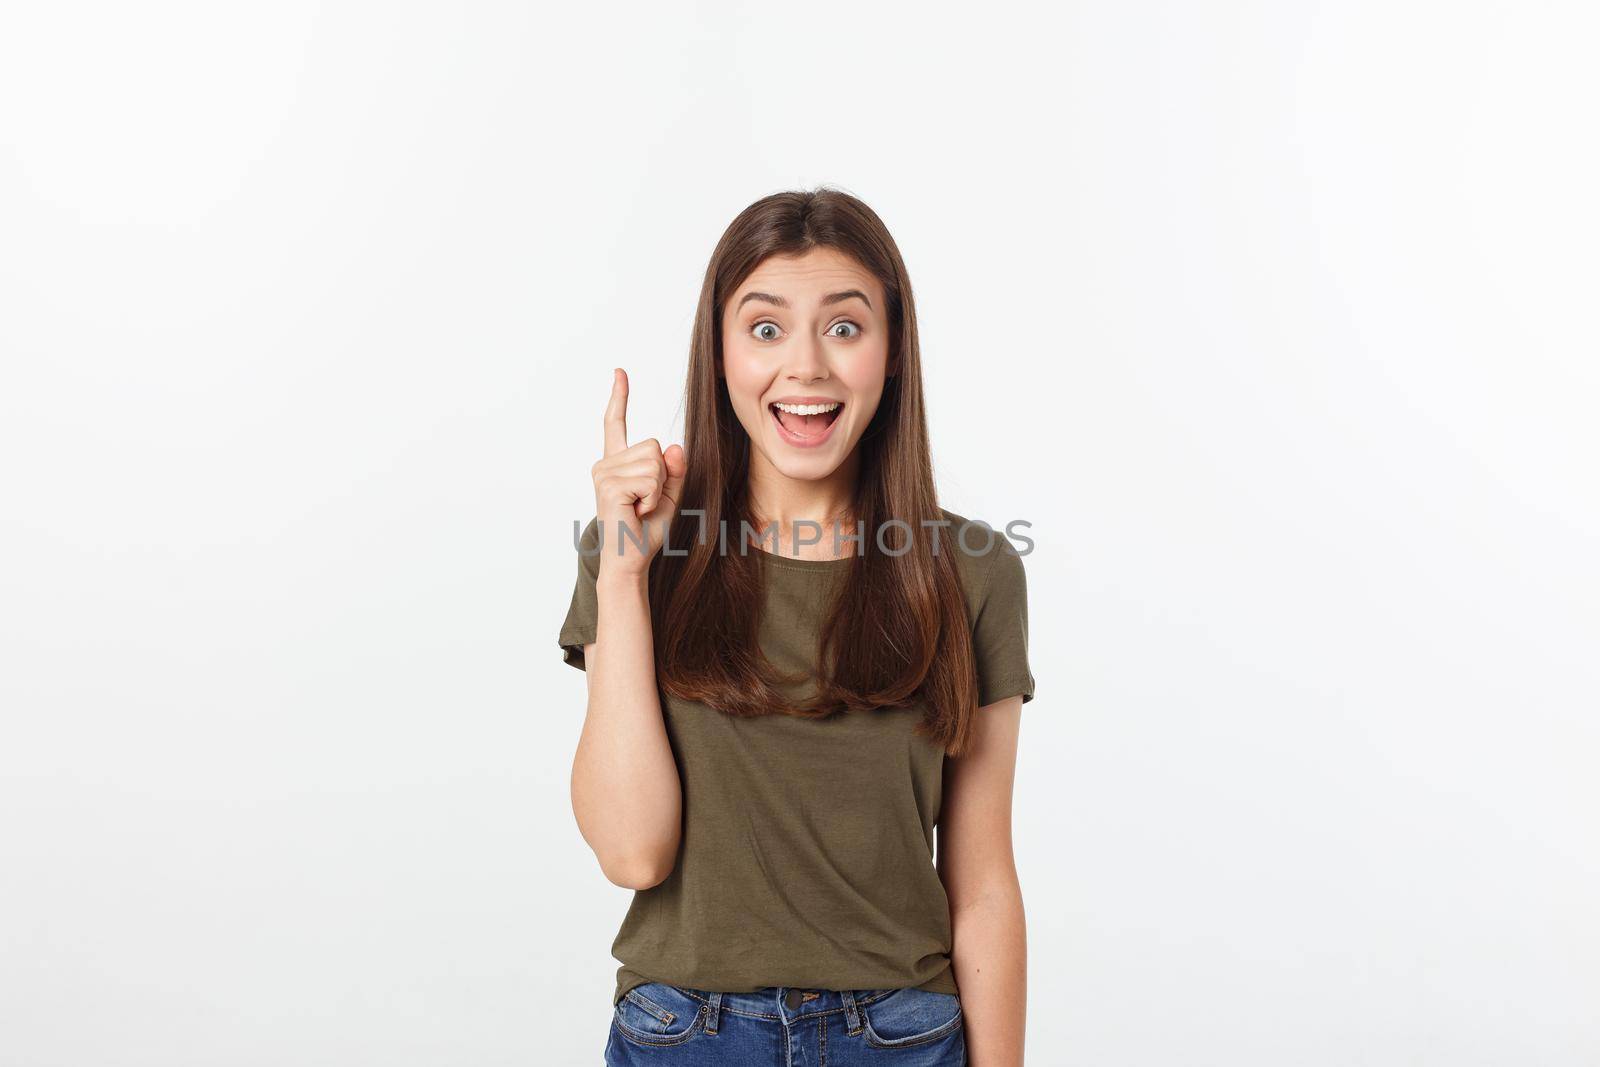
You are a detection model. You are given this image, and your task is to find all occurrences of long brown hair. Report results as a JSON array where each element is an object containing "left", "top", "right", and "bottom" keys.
[{"left": 650, "top": 188, "right": 982, "bottom": 756}]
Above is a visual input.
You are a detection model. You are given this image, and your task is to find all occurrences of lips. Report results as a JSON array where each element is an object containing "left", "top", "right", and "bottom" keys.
[{"left": 769, "top": 401, "right": 844, "bottom": 448}]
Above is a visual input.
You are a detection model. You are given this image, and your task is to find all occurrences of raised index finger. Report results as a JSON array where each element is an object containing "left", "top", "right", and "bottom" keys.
[{"left": 603, "top": 368, "right": 629, "bottom": 456}]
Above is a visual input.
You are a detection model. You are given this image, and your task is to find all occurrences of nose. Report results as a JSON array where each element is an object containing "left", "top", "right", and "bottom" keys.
[{"left": 784, "top": 332, "right": 829, "bottom": 384}]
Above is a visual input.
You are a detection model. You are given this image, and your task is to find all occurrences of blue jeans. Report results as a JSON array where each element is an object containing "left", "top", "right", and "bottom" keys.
[{"left": 605, "top": 982, "right": 967, "bottom": 1065}]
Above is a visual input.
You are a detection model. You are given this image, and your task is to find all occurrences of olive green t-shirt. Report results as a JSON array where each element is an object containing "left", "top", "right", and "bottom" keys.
[{"left": 558, "top": 508, "right": 1035, "bottom": 1007}]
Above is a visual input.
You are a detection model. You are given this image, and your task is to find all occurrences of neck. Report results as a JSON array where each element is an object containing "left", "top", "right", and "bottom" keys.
[{"left": 744, "top": 449, "right": 861, "bottom": 557}]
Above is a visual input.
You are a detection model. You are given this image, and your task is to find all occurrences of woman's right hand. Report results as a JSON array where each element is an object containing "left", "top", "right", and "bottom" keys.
[{"left": 591, "top": 368, "right": 687, "bottom": 580}]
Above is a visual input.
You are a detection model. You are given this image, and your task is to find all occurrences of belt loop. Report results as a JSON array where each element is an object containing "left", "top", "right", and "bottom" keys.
[
  {"left": 705, "top": 991, "right": 723, "bottom": 1035},
  {"left": 841, "top": 989, "right": 863, "bottom": 1035}
]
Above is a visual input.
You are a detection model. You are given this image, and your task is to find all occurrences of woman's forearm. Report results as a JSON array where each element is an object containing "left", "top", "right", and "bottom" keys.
[
  {"left": 950, "top": 882, "right": 1028, "bottom": 1066},
  {"left": 570, "top": 567, "right": 683, "bottom": 889}
]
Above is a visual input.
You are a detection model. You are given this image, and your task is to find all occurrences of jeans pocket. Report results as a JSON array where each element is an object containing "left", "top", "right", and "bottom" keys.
[
  {"left": 612, "top": 982, "right": 707, "bottom": 1048},
  {"left": 860, "top": 988, "right": 964, "bottom": 1049}
]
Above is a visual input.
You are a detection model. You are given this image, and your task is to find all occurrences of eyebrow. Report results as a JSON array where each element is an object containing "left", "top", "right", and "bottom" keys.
[{"left": 735, "top": 288, "right": 873, "bottom": 312}]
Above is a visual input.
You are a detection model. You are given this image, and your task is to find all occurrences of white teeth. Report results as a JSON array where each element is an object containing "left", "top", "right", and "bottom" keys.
[{"left": 772, "top": 401, "right": 842, "bottom": 416}]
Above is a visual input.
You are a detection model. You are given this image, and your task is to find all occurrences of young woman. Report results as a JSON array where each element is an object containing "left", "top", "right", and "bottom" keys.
[{"left": 560, "top": 188, "right": 1035, "bottom": 1066}]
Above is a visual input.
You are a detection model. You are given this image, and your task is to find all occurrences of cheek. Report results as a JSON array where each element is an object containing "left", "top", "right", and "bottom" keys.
[
  {"left": 842, "top": 347, "right": 891, "bottom": 402},
  {"left": 720, "top": 348, "right": 767, "bottom": 411}
]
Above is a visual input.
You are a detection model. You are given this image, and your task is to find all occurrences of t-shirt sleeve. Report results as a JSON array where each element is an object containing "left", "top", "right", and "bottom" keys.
[
  {"left": 558, "top": 516, "right": 602, "bottom": 672},
  {"left": 971, "top": 535, "right": 1036, "bottom": 707}
]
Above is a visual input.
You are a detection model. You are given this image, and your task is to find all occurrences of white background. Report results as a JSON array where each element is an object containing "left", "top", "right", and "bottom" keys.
[{"left": 2, "top": 2, "right": 1596, "bottom": 1064}]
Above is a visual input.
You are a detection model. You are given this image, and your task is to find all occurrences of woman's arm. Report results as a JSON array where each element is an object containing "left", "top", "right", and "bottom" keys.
[
  {"left": 939, "top": 693, "right": 1027, "bottom": 1067},
  {"left": 569, "top": 369, "right": 688, "bottom": 890},
  {"left": 569, "top": 577, "right": 682, "bottom": 889}
]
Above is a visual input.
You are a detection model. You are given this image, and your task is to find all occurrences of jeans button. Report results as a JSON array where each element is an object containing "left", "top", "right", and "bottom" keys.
[{"left": 784, "top": 988, "right": 802, "bottom": 1011}]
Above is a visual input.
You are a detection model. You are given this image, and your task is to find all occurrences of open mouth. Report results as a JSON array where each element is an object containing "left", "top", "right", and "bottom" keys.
[{"left": 769, "top": 400, "right": 844, "bottom": 447}]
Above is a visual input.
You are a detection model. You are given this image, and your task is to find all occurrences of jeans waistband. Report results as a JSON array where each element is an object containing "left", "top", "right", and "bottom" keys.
[{"left": 664, "top": 985, "right": 898, "bottom": 1035}]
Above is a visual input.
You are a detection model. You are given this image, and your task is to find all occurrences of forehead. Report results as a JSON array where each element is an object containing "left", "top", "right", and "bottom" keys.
[{"left": 731, "top": 247, "right": 879, "bottom": 305}]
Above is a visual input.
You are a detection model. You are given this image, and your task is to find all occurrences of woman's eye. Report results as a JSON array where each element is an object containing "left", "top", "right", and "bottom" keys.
[
  {"left": 829, "top": 320, "right": 861, "bottom": 339},
  {"left": 752, "top": 321, "right": 782, "bottom": 342}
]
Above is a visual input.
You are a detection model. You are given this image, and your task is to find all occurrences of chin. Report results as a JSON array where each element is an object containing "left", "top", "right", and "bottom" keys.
[{"left": 751, "top": 441, "right": 840, "bottom": 480}]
